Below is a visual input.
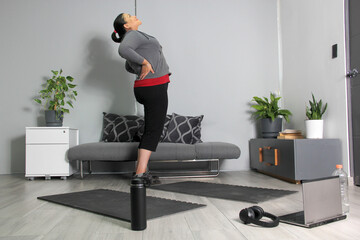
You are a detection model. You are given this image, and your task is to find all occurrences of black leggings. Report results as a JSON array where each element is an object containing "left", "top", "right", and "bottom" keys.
[{"left": 134, "top": 82, "right": 169, "bottom": 152}]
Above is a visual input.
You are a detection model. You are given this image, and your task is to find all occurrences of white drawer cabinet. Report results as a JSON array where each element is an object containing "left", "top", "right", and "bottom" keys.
[{"left": 25, "top": 127, "right": 79, "bottom": 180}]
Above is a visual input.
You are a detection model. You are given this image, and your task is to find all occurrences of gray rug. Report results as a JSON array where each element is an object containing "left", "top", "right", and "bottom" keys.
[
  {"left": 150, "top": 181, "right": 297, "bottom": 203},
  {"left": 38, "top": 189, "right": 205, "bottom": 222}
]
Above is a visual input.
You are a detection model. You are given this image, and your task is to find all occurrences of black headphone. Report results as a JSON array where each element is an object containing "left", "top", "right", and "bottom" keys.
[{"left": 239, "top": 206, "right": 279, "bottom": 228}]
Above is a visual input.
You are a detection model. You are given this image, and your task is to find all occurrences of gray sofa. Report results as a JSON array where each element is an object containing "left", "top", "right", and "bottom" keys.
[{"left": 68, "top": 141, "right": 241, "bottom": 178}]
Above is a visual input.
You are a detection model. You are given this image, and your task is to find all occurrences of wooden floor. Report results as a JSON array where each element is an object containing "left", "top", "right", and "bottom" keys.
[{"left": 0, "top": 171, "right": 359, "bottom": 240}]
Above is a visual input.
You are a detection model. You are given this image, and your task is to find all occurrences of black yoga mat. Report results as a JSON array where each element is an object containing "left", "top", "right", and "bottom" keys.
[
  {"left": 38, "top": 189, "right": 205, "bottom": 222},
  {"left": 150, "top": 181, "right": 297, "bottom": 203}
]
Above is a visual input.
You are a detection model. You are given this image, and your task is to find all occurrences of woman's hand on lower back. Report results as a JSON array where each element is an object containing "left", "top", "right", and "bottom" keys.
[{"left": 139, "top": 59, "right": 154, "bottom": 80}]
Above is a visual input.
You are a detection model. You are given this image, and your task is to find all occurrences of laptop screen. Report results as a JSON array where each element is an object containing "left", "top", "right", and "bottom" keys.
[{"left": 302, "top": 176, "right": 343, "bottom": 224}]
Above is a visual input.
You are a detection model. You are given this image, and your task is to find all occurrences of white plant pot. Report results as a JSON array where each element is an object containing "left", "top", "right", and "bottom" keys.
[{"left": 305, "top": 120, "right": 324, "bottom": 139}]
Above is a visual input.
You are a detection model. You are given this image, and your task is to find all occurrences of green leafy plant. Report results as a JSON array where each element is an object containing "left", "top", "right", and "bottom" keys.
[
  {"left": 34, "top": 69, "right": 77, "bottom": 118},
  {"left": 306, "top": 93, "right": 327, "bottom": 120},
  {"left": 251, "top": 92, "right": 292, "bottom": 122}
]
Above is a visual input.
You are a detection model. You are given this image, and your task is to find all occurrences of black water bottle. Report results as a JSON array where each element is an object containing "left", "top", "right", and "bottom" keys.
[{"left": 130, "top": 178, "right": 147, "bottom": 230}]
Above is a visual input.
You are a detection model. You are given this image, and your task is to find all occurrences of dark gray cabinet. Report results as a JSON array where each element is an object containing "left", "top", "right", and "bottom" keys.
[{"left": 249, "top": 139, "right": 342, "bottom": 183}]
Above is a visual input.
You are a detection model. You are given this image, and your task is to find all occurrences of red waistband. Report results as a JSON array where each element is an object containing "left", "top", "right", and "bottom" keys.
[{"left": 134, "top": 74, "right": 170, "bottom": 88}]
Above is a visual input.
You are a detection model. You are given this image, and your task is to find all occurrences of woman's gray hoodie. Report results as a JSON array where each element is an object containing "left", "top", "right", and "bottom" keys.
[{"left": 118, "top": 30, "right": 171, "bottom": 80}]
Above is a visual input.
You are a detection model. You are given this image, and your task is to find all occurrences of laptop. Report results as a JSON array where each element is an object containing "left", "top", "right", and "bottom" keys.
[{"left": 279, "top": 176, "right": 347, "bottom": 228}]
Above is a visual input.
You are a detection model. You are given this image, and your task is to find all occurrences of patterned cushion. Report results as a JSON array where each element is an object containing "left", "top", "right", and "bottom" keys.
[
  {"left": 134, "top": 114, "right": 172, "bottom": 142},
  {"left": 160, "top": 114, "right": 173, "bottom": 142},
  {"left": 102, "top": 112, "right": 144, "bottom": 142},
  {"left": 132, "top": 123, "right": 143, "bottom": 142},
  {"left": 162, "top": 113, "right": 204, "bottom": 144}
]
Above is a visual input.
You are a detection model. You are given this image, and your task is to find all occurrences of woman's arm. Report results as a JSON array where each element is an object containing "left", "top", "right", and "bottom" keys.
[
  {"left": 125, "top": 59, "right": 154, "bottom": 80},
  {"left": 140, "top": 59, "right": 154, "bottom": 80},
  {"left": 119, "top": 31, "right": 154, "bottom": 79},
  {"left": 125, "top": 61, "right": 137, "bottom": 74}
]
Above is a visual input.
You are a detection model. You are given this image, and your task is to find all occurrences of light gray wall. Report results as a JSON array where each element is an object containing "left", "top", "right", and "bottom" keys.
[
  {"left": 279, "top": 0, "right": 349, "bottom": 173},
  {"left": 0, "top": 0, "right": 280, "bottom": 174},
  {"left": 0, "top": 0, "right": 136, "bottom": 174},
  {"left": 137, "top": 0, "right": 280, "bottom": 172}
]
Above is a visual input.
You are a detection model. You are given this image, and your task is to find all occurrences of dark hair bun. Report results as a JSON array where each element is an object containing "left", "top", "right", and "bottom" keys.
[
  {"left": 111, "top": 32, "right": 121, "bottom": 43},
  {"left": 112, "top": 13, "right": 127, "bottom": 43}
]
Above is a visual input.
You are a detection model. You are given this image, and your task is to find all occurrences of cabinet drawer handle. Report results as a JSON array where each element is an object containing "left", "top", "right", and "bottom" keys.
[
  {"left": 274, "top": 148, "right": 279, "bottom": 166},
  {"left": 259, "top": 147, "right": 279, "bottom": 166}
]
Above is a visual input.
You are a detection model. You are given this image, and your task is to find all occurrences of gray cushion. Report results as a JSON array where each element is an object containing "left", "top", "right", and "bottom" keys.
[
  {"left": 150, "top": 142, "right": 196, "bottom": 160},
  {"left": 68, "top": 142, "right": 139, "bottom": 161},
  {"left": 68, "top": 142, "right": 240, "bottom": 162},
  {"left": 68, "top": 142, "right": 197, "bottom": 162},
  {"left": 195, "top": 142, "right": 241, "bottom": 159}
]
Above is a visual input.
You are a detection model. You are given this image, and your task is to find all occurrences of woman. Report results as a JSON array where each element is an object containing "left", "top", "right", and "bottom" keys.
[{"left": 111, "top": 13, "right": 171, "bottom": 186}]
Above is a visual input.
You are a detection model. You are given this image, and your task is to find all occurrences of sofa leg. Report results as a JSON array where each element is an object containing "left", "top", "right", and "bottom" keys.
[
  {"left": 151, "top": 159, "right": 220, "bottom": 178},
  {"left": 80, "top": 160, "right": 83, "bottom": 179},
  {"left": 207, "top": 158, "right": 220, "bottom": 177},
  {"left": 88, "top": 161, "right": 92, "bottom": 174},
  {"left": 214, "top": 159, "right": 220, "bottom": 176}
]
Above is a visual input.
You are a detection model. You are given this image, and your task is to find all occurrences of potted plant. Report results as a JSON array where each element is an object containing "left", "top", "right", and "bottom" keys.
[
  {"left": 305, "top": 93, "right": 327, "bottom": 138},
  {"left": 251, "top": 92, "right": 292, "bottom": 138},
  {"left": 34, "top": 69, "right": 77, "bottom": 126}
]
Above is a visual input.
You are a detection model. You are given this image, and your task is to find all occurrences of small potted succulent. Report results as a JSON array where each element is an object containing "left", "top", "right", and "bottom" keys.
[
  {"left": 34, "top": 69, "right": 77, "bottom": 126},
  {"left": 251, "top": 92, "right": 292, "bottom": 138},
  {"left": 305, "top": 93, "right": 327, "bottom": 138}
]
